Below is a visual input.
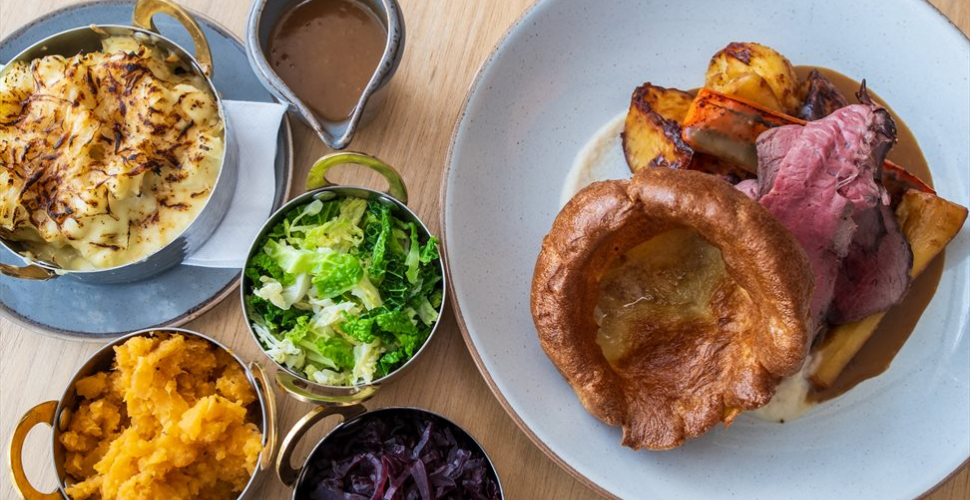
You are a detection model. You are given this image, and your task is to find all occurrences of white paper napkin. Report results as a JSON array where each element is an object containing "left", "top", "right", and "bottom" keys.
[{"left": 183, "top": 100, "right": 288, "bottom": 268}]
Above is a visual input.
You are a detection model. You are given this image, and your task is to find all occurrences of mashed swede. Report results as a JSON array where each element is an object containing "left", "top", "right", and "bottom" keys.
[{"left": 60, "top": 333, "right": 262, "bottom": 500}]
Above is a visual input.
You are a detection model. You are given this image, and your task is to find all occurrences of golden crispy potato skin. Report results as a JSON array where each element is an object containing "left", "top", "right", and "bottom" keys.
[
  {"left": 531, "top": 168, "right": 813, "bottom": 450},
  {"left": 705, "top": 42, "right": 801, "bottom": 115},
  {"left": 895, "top": 190, "right": 968, "bottom": 276},
  {"left": 622, "top": 83, "right": 695, "bottom": 172}
]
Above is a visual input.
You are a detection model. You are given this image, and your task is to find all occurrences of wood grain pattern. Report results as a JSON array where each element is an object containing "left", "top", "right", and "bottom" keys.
[{"left": 1, "top": 0, "right": 967, "bottom": 499}]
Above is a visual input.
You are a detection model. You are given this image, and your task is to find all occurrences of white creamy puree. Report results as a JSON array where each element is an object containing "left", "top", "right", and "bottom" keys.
[
  {"left": 564, "top": 111, "right": 817, "bottom": 424},
  {"left": 560, "top": 111, "right": 630, "bottom": 206},
  {"left": 750, "top": 355, "right": 818, "bottom": 422}
]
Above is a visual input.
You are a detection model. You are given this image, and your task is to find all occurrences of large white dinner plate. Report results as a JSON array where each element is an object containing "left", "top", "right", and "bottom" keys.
[{"left": 442, "top": 0, "right": 970, "bottom": 498}]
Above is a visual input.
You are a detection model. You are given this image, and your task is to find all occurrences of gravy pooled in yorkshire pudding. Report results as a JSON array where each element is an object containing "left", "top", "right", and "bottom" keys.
[{"left": 531, "top": 167, "right": 813, "bottom": 450}]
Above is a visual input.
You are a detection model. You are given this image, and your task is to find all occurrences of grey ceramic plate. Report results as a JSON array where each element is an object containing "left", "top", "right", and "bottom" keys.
[
  {"left": 443, "top": 0, "right": 969, "bottom": 499},
  {"left": 0, "top": 0, "right": 294, "bottom": 340}
]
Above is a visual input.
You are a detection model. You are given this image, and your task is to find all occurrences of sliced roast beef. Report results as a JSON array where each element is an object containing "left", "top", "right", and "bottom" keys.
[
  {"left": 798, "top": 69, "right": 850, "bottom": 121},
  {"left": 829, "top": 201, "right": 913, "bottom": 323},
  {"left": 755, "top": 102, "right": 910, "bottom": 324},
  {"left": 756, "top": 125, "right": 803, "bottom": 198},
  {"left": 827, "top": 96, "right": 912, "bottom": 323}
]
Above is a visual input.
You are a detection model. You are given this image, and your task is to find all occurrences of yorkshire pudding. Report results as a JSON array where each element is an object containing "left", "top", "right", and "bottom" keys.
[{"left": 531, "top": 167, "right": 813, "bottom": 450}]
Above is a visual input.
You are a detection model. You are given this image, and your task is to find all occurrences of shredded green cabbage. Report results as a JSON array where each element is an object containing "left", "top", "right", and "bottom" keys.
[{"left": 245, "top": 197, "right": 442, "bottom": 386}]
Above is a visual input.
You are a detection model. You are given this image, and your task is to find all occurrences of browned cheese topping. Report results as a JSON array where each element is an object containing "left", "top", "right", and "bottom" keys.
[{"left": 0, "top": 37, "right": 223, "bottom": 269}]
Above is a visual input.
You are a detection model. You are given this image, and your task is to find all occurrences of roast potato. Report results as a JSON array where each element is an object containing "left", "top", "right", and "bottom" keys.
[
  {"left": 895, "top": 190, "right": 968, "bottom": 276},
  {"left": 621, "top": 83, "right": 695, "bottom": 172},
  {"left": 705, "top": 42, "right": 801, "bottom": 115},
  {"left": 798, "top": 68, "right": 849, "bottom": 121},
  {"left": 810, "top": 189, "right": 968, "bottom": 388}
]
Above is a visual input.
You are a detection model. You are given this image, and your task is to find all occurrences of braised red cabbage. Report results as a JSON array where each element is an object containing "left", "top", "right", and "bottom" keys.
[{"left": 300, "top": 412, "right": 501, "bottom": 500}]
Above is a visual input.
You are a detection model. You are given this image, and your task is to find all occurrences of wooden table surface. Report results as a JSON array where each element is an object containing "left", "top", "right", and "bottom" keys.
[{"left": 1, "top": 0, "right": 967, "bottom": 499}]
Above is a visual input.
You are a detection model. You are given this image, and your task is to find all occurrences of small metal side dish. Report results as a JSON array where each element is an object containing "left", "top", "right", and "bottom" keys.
[
  {"left": 276, "top": 406, "right": 504, "bottom": 499},
  {"left": 245, "top": 0, "right": 405, "bottom": 150},
  {"left": 0, "top": 0, "right": 237, "bottom": 284},
  {"left": 8, "top": 328, "right": 278, "bottom": 500},
  {"left": 240, "top": 152, "right": 446, "bottom": 407}
]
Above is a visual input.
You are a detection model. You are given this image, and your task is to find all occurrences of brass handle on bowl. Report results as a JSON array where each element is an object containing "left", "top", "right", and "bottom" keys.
[
  {"left": 0, "top": 263, "right": 57, "bottom": 280},
  {"left": 276, "top": 404, "right": 367, "bottom": 486},
  {"left": 132, "top": 0, "right": 213, "bottom": 76},
  {"left": 275, "top": 370, "right": 379, "bottom": 406},
  {"left": 250, "top": 362, "right": 278, "bottom": 471},
  {"left": 9, "top": 401, "right": 61, "bottom": 500},
  {"left": 305, "top": 152, "right": 409, "bottom": 204}
]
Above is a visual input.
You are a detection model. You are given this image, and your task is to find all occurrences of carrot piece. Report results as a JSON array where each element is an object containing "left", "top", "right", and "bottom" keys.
[
  {"left": 681, "top": 89, "right": 801, "bottom": 172},
  {"left": 883, "top": 159, "right": 936, "bottom": 198}
]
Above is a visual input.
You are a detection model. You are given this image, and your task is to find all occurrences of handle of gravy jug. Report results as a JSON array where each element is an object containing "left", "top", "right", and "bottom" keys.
[
  {"left": 132, "top": 0, "right": 213, "bottom": 76},
  {"left": 276, "top": 404, "right": 367, "bottom": 486},
  {"left": 9, "top": 401, "right": 62, "bottom": 500},
  {"left": 305, "top": 152, "right": 409, "bottom": 204}
]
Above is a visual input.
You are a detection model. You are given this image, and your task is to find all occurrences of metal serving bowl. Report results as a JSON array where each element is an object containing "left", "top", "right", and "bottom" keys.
[
  {"left": 240, "top": 152, "right": 446, "bottom": 406},
  {"left": 276, "top": 406, "right": 504, "bottom": 499},
  {"left": 0, "top": 0, "right": 237, "bottom": 284},
  {"left": 8, "top": 327, "right": 278, "bottom": 500},
  {"left": 246, "top": 0, "right": 404, "bottom": 150}
]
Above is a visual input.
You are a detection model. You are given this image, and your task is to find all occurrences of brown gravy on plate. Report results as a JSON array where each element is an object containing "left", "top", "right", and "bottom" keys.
[
  {"left": 268, "top": 0, "right": 386, "bottom": 122},
  {"left": 792, "top": 66, "right": 944, "bottom": 403}
]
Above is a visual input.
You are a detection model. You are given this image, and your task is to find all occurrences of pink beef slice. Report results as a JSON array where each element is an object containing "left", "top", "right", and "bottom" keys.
[
  {"left": 829, "top": 194, "right": 913, "bottom": 323},
  {"left": 756, "top": 126, "right": 803, "bottom": 198},
  {"left": 755, "top": 103, "right": 910, "bottom": 325}
]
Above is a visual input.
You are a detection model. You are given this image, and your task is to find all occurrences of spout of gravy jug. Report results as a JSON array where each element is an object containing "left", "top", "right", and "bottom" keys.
[{"left": 246, "top": 0, "right": 404, "bottom": 150}]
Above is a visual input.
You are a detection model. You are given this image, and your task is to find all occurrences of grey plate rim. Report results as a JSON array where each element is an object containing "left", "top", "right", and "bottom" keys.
[{"left": 0, "top": 0, "right": 295, "bottom": 342}]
